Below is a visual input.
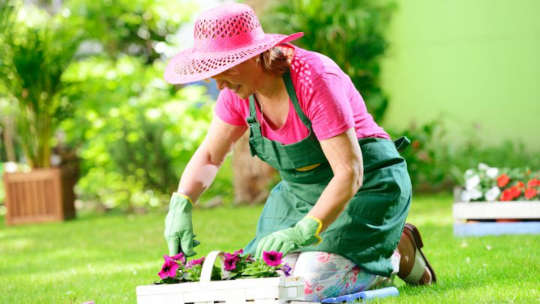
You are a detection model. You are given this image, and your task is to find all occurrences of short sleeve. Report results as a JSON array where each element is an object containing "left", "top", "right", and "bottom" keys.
[
  {"left": 305, "top": 73, "right": 354, "bottom": 140},
  {"left": 214, "top": 88, "right": 247, "bottom": 126}
]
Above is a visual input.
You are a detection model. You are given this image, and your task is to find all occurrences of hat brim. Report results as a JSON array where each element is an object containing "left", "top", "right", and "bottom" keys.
[{"left": 164, "top": 32, "right": 304, "bottom": 85}]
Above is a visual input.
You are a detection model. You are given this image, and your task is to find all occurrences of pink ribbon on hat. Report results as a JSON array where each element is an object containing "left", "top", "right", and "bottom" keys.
[{"left": 194, "top": 27, "right": 265, "bottom": 52}]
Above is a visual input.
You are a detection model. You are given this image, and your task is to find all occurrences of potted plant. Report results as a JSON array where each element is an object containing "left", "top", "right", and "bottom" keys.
[
  {"left": 0, "top": 4, "right": 82, "bottom": 225},
  {"left": 453, "top": 163, "right": 540, "bottom": 236}
]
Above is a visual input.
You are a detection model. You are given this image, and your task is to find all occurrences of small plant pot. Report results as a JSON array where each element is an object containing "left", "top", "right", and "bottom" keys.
[{"left": 3, "top": 167, "right": 76, "bottom": 225}]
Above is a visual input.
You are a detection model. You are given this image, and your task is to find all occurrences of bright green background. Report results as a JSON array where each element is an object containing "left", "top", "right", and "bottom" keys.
[{"left": 381, "top": 0, "right": 540, "bottom": 148}]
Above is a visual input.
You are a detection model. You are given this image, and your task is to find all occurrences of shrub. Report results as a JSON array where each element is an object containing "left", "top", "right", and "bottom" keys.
[
  {"left": 261, "top": 0, "right": 396, "bottom": 122},
  {"left": 61, "top": 57, "right": 228, "bottom": 210},
  {"left": 389, "top": 119, "right": 540, "bottom": 193}
]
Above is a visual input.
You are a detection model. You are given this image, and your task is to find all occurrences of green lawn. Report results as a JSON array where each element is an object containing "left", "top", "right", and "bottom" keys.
[{"left": 1, "top": 194, "right": 539, "bottom": 303}]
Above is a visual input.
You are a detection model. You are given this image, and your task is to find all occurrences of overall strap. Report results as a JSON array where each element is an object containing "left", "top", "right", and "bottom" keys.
[
  {"left": 247, "top": 94, "right": 262, "bottom": 137},
  {"left": 283, "top": 72, "right": 312, "bottom": 129}
]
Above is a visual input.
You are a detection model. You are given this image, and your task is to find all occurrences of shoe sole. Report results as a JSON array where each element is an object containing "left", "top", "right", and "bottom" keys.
[{"left": 403, "top": 223, "right": 437, "bottom": 283}]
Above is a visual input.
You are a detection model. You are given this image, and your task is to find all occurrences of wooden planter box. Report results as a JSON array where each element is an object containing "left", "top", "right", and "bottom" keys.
[
  {"left": 453, "top": 188, "right": 540, "bottom": 236},
  {"left": 136, "top": 251, "right": 307, "bottom": 304},
  {"left": 3, "top": 167, "right": 76, "bottom": 225}
]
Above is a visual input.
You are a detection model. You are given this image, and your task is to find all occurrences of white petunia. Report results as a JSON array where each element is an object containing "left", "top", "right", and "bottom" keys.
[
  {"left": 486, "top": 167, "right": 499, "bottom": 179},
  {"left": 464, "top": 169, "right": 475, "bottom": 179},
  {"left": 485, "top": 187, "right": 501, "bottom": 201},
  {"left": 469, "top": 188, "right": 483, "bottom": 200},
  {"left": 466, "top": 175, "right": 481, "bottom": 190},
  {"left": 478, "top": 163, "right": 489, "bottom": 171},
  {"left": 460, "top": 191, "right": 471, "bottom": 202}
]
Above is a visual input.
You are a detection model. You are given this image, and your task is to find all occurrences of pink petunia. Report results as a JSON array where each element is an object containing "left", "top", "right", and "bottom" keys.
[
  {"left": 233, "top": 249, "right": 244, "bottom": 256},
  {"left": 164, "top": 253, "right": 186, "bottom": 265},
  {"left": 224, "top": 252, "right": 240, "bottom": 263},
  {"left": 262, "top": 251, "right": 283, "bottom": 267},
  {"left": 224, "top": 258, "right": 237, "bottom": 271},
  {"left": 158, "top": 259, "right": 179, "bottom": 279},
  {"left": 186, "top": 257, "right": 205, "bottom": 268}
]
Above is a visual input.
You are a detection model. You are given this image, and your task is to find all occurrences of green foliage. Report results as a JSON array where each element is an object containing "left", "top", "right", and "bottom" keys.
[
  {"left": 261, "top": 0, "right": 396, "bottom": 121},
  {"left": 240, "top": 260, "right": 278, "bottom": 278},
  {"left": 0, "top": 0, "right": 16, "bottom": 35},
  {"left": 389, "top": 119, "right": 540, "bottom": 192},
  {"left": 0, "top": 163, "right": 4, "bottom": 204},
  {"left": 0, "top": 6, "right": 83, "bottom": 168},
  {"left": 61, "top": 56, "right": 217, "bottom": 210},
  {"left": 65, "top": 0, "right": 194, "bottom": 62}
]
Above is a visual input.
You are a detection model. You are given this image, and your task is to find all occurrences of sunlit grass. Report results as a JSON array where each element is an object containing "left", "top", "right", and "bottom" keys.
[{"left": 0, "top": 194, "right": 538, "bottom": 303}]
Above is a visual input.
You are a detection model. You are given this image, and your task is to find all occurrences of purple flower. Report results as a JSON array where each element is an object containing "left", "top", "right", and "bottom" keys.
[
  {"left": 234, "top": 249, "right": 244, "bottom": 256},
  {"left": 158, "top": 259, "right": 179, "bottom": 279},
  {"left": 224, "top": 257, "right": 237, "bottom": 271},
  {"left": 262, "top": 251, "right": 283, "bottom": 267},
  {"left": 281, "top": 263, "right": 292, "bottom": 277},
  {"left": 186, "top": 257, "right": 205, "bottom": 268}
]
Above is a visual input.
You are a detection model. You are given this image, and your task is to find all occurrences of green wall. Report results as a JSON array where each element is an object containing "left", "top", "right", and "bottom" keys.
[{"left": 381, "top": 0, "right": 540, "bottom": 148}]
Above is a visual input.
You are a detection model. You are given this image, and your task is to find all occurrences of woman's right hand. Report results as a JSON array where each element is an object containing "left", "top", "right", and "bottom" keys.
[{"left": 164, "top": 192, "right": 199, "bottom": 256}]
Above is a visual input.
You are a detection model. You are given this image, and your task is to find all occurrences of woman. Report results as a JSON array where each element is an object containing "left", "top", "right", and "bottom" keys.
[{"left": 163, "top": 3, "right": 436, "bottom": 301}]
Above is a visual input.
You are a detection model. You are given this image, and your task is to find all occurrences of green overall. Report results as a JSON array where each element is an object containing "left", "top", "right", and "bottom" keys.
[{"left": 243, "top": 72, "right": 412, "bottom": 276}]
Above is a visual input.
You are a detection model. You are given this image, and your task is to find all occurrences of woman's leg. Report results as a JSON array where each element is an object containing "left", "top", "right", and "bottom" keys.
[{"left": 289, "top": 251, "right": 396, "bottom": 302}]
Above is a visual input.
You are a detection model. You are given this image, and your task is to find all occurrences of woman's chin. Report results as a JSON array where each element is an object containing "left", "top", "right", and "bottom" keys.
[{"left": 235, "top": 90, "right": 249, "bottom": 99}]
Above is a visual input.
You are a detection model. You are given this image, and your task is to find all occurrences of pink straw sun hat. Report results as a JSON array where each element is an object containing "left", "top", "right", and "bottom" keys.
[{"left": 164, "top": 3, "right": 303, "bottom": 85}]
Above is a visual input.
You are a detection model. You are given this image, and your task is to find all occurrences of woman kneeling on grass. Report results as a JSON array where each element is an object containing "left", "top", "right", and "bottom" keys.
[{"left": 163, "top": 3, "right": 436, "bottom": 301}]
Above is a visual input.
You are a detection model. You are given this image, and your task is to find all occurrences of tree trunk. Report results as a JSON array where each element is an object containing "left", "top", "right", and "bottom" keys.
[
  {"left": 2, "top": 115, "right": 16, "bottom": 162},
  {"left": 231, "top": 132, "right": 276, "bottom": 205}
]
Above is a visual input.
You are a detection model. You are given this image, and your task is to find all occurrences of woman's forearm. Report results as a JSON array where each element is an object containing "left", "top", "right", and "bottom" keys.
[
  {"left": 307, "top": 171, "right": 363, "bottom": 231},
  {"left": 177, "top": 145, "right": 222, "bottom": 203}
]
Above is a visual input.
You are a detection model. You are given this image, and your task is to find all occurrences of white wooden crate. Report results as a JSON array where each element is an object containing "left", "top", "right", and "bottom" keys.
[
  {"left": 453, "top": 188, "right": 540, "bottom": 236},
  {"left": 453, "top": 201, "right": 540, "bottom": 220},
  {"left": 453, "top": 188, "right": 540, "bottom": 220},
  {"left": 136, "top": 251, "right": 307, "bottom": 304}
]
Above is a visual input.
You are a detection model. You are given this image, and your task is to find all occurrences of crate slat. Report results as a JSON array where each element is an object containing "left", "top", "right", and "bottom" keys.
[
  {"left": 453, "top": 202, "right": 540, "bottom": 220},
  {"left": 454, "top": 222, "right": 540, "bottom": 236},
  {"left": 136, "top": 276, "right": 303, "bottom": 303}
]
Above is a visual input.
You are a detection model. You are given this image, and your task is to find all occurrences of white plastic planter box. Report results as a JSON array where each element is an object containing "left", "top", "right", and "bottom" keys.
[
  {"left": 136, "top": 251, "right": 307, "bottom": 304},
  {"left": 453, "top": 188, "right": 540, "bottom": 236}
]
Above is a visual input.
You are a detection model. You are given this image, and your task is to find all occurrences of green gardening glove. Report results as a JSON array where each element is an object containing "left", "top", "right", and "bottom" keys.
[
  {"left": 255, "top": 216, "right": 322, "bottom": 259},
  {"left": 164, "top": 192, "right": 199, "bottom": 257}
]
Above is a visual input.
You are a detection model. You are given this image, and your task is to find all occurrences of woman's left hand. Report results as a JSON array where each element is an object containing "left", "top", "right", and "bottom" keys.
[{"left": 255, "top": 216, "right": 322, "bottom": 258}]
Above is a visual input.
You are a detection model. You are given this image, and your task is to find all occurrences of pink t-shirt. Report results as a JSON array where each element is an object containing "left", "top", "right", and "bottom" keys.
[{"left": 215, "top": 45, "right": 389, "bottom": 145}]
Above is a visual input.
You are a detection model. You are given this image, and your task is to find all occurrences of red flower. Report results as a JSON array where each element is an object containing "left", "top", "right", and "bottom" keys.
[
  {"left": 497, "top": 174, "right": 510, "bottom": 188},
  {"left": 500, "top": 189, "right": 513, "bottom": 201},
  {"left": 510, "top": 186, "right": 521, "bottom": 199},
  {"left": 527, "top": 178, "right": 539, "bottom": 188},
  {"left": 516, "top": 181, "right": 525, "bottom": 189},
  {"left": 525, "top": 188, "right": 537, "bottom": 200}
]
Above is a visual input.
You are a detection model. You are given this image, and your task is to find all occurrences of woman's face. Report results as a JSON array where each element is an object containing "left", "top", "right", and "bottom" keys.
[{"left": 211, "top": 57, "right": 260, "bottom": 99}]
